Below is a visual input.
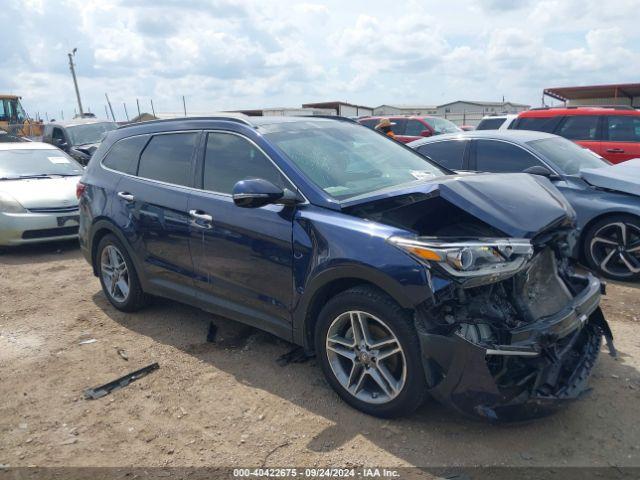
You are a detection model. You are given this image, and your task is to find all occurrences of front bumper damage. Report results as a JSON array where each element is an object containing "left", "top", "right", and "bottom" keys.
[{"left": 416, "top": 252, "right": 615, "bottom": 421}]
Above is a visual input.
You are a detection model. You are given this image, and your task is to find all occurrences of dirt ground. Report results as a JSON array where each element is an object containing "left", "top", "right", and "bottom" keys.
[{"left": 1, "top": 240, "right": 640, "bottom": 474}]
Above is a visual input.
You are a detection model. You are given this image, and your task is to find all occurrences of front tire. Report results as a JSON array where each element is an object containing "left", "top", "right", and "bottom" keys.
[
  {"left": 96, "top": 234, "right": 147, "bottom": 311},
  {"left": 584, "top": 214, "right": 640, "bottom": 281},
  {"left": 315, "top": 286, "right": 427, "bottom": 418}
]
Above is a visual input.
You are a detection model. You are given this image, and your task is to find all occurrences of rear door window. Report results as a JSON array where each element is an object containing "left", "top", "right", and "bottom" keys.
[
  {"left": 416, "top": 140, "right": 467, "bottom": 170},
  {"left": 512, "top": 116, "right": 561, "bottom": 133},
  {"left": 405, "top": 120, "right": 426, "bottom": 136},
  {"left": 474, "top": 140, "right": 541, "bottom": 173},
  {"left": 605, "top": 116, "right": 640, "bottom": 142},
  {"left": 203, "top": 132, "right": 286, "bottom": 194},
  {"left": 556, "top": 115, "right": 600, "bottom": 140},
  {"left": 137, "top": 132, "right": 198, "bottom": 186},
  {"left": 102, "top": 135, "right": 149, "bottom": 175}
]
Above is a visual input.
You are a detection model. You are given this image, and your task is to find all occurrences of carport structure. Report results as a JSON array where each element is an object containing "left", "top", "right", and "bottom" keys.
[{"left": 543, "top": 83, "right": 640, "bottom": 108}]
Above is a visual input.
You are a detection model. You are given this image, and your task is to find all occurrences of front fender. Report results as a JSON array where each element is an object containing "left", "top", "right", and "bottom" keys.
[{"left": 290, "top": 206, "right": 435, "bottom": 347}]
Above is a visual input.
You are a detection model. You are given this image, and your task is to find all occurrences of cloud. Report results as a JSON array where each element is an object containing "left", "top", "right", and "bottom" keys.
[{"left": 1, "top": 0, "right": 639, "bottom": 119}]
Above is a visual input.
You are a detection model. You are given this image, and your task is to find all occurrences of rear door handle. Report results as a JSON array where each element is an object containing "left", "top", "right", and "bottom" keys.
[
  {"left": 606, "top": 148, "right": 625, "bottom": 153},
  {"left": 117, "top": 192, "right": 135, "bottom": 202},
  {"left": 189, "top": 209, "right": 213, "bottom": 223}
]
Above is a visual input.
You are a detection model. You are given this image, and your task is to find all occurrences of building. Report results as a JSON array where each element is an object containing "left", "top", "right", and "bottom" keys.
[
  {"left": 543, "top": 83, "right": 640, "bottom": 108},
  {"left": 373, "top": 104, "right": 438, "bottom": 116},
  {"left": 232, "top": 107, "right": 335, "bottom": 117},
  {"left": 301, "top": 101, "right": 373, "bottom": 117},
  {"left": 436, "top": 100, "right": 530, "bottom": 116}
]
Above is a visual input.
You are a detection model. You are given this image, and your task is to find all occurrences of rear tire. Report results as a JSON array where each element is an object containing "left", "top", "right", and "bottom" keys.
[
  {"left": 314, "top": 286, "right": 427, "bottom": 418},
  {"left": 583, "top": 214, "right": 640, "bottom": 281},
  {"left": 95, "top": 234, "right": 147, "bottom": 312}
]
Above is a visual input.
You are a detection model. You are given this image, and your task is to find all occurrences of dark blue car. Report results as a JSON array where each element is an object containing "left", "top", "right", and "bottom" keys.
[
  {"left": 409, "top": 130, "right": 640, "bottom": 282},
  {"left": 78, "top": 116, "right": 613, "bottom": 421}
]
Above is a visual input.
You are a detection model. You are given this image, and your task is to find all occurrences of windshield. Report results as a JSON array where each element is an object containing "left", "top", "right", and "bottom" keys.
[
  {"left": 261, "top": 121, "right": 446, "bottom": 200},
  {"left": 527, "top": 137, "right": 610, "bottom": 175},
  {"left": 0, "top": 149, "right": 84, "bottom": 179},
  {"left": 66, "top": 122, "right": 117, "bottom": 146},
  {"left": 423, "top": 117, "right": 461, "bottom": 134}
]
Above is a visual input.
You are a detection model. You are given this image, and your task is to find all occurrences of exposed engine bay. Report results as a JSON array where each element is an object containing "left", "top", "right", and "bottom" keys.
[{"left": 349, "top": 190, "right": 615, "bottom": 421}]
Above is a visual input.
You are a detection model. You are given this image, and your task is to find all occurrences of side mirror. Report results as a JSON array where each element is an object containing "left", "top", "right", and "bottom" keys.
[
  {"left": 523, "top": 165, "right": 558, "bottom": 179},
  {"left": 420, "top": 129, "right": 432, "bottom": 138},
  {"left": 54, "top": 138, "right": 68, "bottom": 149},
  {"left": 232, "top": 178, "right": 300, "bottom": 208}
]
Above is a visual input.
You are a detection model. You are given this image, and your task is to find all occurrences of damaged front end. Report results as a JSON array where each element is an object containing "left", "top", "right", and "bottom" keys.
[
  {"left": 402, "top": 232, "right": 615, "bottom": 421},
  {"left": 347, "top": 173, "right": 615, "bottom": 421}
]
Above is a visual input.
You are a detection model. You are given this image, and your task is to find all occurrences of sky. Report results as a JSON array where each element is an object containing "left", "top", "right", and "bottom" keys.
[{"left": 2, "top": 0, "right": 640, "bottom": 121}]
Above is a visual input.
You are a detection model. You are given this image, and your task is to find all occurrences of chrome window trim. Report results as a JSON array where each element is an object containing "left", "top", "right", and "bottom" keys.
[{"left": 99, "top": 129, "right": 309, "bottom": 204}]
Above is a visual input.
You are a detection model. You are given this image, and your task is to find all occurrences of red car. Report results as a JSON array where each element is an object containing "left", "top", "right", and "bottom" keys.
[
  {"left": 358, "top": 116, "right": 461, "bottom": 143},
  {"left": 512, "top": 106, "right": 640, "bottom": 164}
]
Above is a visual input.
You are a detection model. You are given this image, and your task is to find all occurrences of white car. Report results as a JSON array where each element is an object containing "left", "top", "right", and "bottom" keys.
[
  {"left": 0, "top": 142, "right": 84, "bottom": 246},
  {"left": 475, "top": 114, "right": 518, "bottom": 131}
]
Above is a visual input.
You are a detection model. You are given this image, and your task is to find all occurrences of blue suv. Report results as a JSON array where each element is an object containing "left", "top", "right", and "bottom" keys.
[{"left": 78, "top": 116, "right": 613, "bottom": 421}]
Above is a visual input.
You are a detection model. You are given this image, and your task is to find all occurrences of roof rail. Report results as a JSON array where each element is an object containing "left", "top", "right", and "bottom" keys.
[
  {"left": 117, "top": 115, "right": 254, "bottom": 130},
  {"left": 530, "top": 105, "right": 636, "bottom": 111},
  {"left": 295, "top": 115, "right": 360, "bottom": 124}
]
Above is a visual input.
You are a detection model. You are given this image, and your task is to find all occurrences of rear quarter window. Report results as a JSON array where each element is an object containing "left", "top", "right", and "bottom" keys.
[
  {"left": 102, "top": 135, "right": 149, "bottom": 175},
  {"left": 476, "top": 118, "right": 505, "bottom": 130}
]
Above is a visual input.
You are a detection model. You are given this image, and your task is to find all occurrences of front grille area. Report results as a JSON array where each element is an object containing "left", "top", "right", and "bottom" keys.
[
  {"left": 22, "top": 226, "right": 79, "bottom": 239},
  {"left": 28, "top": 206, "right": 79, "bottom": 213}
]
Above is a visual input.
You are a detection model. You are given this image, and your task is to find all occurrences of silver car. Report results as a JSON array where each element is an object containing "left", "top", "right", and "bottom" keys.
[{"left": 0, "top": 142, "right": 83, "bottom": 246}]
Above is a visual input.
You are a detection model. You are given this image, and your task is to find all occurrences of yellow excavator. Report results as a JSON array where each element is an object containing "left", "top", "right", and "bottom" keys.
[{"left": 0, "top": 94, "right": 43, "bottom": 138}]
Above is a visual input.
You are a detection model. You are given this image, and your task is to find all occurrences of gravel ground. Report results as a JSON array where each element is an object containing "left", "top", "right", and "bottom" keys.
[{"left": 1, "top": 241, "right": 639, "bottom": 475}]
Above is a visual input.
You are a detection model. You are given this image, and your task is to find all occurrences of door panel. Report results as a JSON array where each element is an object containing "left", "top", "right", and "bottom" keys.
[
  {"left": 600, "top": 115, "right": 640, "bottom": 164},
  {"left": 116, "top": 176, "right": 195, "bottom": 293},
  {"left": 188, "top": 193, "right": 294, "bottom": 332},
  {"left": 188, "top": 131, "right": 295, "bottom": 337}
]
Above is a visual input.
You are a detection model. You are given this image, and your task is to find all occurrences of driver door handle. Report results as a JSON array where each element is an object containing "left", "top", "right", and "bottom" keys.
[
  {"left": 606, "top": 148, "right": 625, "bottom": 153},
  {"left": 189, "top": 209, "right": 213, "bottom": 223},
  {"left": 117, "top": 192, "right": 135, "bottom": 202}
]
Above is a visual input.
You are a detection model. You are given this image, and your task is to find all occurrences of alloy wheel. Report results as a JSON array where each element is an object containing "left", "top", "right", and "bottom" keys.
[
  {"left": 325, "top": 310, "right": 407, "bottom": 405},
  {"left": 100, "top": 245, "right": 130, "bottom": 302},
  {"left": 590, "top": 221, "right": 640, "bottom": 278}
]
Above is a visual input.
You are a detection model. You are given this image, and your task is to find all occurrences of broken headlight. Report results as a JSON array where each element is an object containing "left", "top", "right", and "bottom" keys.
[{"left": 389, "top": 236, "right": 534, "bottom": 280}]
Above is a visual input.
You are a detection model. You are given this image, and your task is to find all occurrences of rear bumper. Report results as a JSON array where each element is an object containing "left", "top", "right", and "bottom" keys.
[
  {"left": 418, "top": 273, "right": 611, "bottom": 421},
  {"left": 0, "top": 211, "right": 79, "bottom": 246}
]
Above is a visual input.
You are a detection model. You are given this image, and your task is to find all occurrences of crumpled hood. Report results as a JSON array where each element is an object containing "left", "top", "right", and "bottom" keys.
[
  {"left": 580, "top": 159, "right": 640, "bottom": 197},
  {"left": 0, "top": 176, "right": 80, "bottom": 209},
  {"left": 343, "top": 173, "right": 574, "bottom": 238}
]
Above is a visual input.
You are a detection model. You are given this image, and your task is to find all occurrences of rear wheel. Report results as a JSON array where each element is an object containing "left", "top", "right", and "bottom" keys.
[
  {"left": 584, "top": 214, "right": 640, "bottom": 281},
  {"left": 315, "top": 286, "right": 427, "bottom": 418},
  {"left": 96, "top": 234, "right": 147, "bottom": 311}
]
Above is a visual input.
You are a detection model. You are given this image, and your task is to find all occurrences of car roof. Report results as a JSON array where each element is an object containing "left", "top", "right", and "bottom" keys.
[
  {"left": 358, "top": 115, "right": 438, "bottom": 120},
  {"left": 480, "top": 114, "right": 517, "bottom": 120},
  {"left": 48, "top": 118, "right": 116, "bottom": 127},
  {"left": 0, "top": 141, "right": 59, "bottom": 151},
  {"left": 407, "top": 129, "right": 557, "bottom": 147},
  {"left": 519, "top": 106, "right": 640, "bottom": 118}
]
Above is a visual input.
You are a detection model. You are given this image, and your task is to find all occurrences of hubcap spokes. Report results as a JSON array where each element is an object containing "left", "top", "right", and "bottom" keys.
[
  {"left": 326, "top": 311, "right": 406, "bottom": 404},
  {"left": 101, "top": 245, "right": 130, "bottom": 302},
  {"left": 591, "top": 222, "right": 640, "bottom": 277}
]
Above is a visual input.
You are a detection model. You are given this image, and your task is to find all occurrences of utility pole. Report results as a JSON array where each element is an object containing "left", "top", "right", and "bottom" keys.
[
  {"left": 136, "top": 98, "right": 141, "bottom": 119},
  {"left": 123, "top": 102, "right": 130, "bottom": 121},
  {"left": 105, "top": 93, "right": 115, "bottom": 121},
  {"left": 182, "top": 95, "right": 187, "bottom": 116},
  {"left": 150, "top": 99, "right": 156, "bottom": 117},
  {"left": 68, "top": 48, "right": 84, "bottom": 117}
]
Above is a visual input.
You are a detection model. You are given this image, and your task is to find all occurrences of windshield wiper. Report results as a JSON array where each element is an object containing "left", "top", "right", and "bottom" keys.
[{"left": 0, "top": 173, "right": 80, "bottom": 180}]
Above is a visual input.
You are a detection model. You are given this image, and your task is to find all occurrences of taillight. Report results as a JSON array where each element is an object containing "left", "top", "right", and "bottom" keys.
[{"left": 76, "top": 182, "right": 87, "bottom": 199}]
